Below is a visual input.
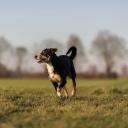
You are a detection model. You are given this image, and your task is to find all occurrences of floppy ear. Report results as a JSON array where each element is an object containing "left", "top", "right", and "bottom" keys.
[{"left": 50, "top": 48, "right": 58, "bottom": 53}]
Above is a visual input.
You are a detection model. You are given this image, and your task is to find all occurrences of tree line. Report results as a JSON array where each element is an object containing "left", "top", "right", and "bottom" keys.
[{"left": 0, "top": 30, "right": 128, "bottom": 78}]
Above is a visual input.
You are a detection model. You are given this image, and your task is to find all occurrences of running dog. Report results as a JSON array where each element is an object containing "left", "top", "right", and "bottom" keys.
[{"left": 35, "top": 46, "right": 77, "bottom": 98}]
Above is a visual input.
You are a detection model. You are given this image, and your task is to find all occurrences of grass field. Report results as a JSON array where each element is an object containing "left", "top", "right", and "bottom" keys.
[{"left": 0, "top": 78, "right": 128, "bottom": 128}]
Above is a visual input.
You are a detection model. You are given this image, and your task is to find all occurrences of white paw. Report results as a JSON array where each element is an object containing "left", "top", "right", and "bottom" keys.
[
  {"left": 57, "top": 92, "right": 61, "bottom": 97},
  {"left": 71, "top": 91, "right": 76, "bottom": 97}
]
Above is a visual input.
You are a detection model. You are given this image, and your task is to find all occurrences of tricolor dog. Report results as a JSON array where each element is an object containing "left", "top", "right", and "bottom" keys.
[{"left": 35, "top": 46, "right": 77, "bottom": 98}]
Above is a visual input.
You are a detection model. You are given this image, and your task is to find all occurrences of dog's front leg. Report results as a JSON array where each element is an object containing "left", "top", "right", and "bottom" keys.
[
  {"left": 57, "top": 79, "right": 67, "bottom": 98},
  {"left": 51, "top": 81, "right": 58, "bottom": 92},
  {"left": 63, "top": 86, "right": 69, "bottom": 98},
  {"left": 51, "top": 81, "right": 62, "bottom": 98},
  {"left": 57, "top": 87, "right": 62, "bottom": 98}
]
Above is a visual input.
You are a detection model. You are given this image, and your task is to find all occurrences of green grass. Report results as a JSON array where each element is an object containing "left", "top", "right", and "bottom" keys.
[{"left": 0, "top": 78, "right": 128, "bottom": 128}]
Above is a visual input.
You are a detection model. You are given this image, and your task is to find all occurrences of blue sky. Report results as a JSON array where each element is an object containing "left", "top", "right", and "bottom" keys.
[{"left": 0, "top": 0, "right": 128, "bottom": 47}]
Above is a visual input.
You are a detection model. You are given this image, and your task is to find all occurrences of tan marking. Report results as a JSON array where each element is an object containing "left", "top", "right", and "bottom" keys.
[
  {"left": 52, "top": 74, "right": 61, "bottom": 82},
  {"left": 71, "top": 80, "right": 76, "bottom": 97},
  {"left": 63, "top": 86, "right": 69, "bottom": 98}
]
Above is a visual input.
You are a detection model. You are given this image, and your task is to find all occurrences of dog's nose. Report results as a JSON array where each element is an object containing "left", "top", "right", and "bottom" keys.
[{"left": 34, "top": 55, "right": 38, "bottom": 59}]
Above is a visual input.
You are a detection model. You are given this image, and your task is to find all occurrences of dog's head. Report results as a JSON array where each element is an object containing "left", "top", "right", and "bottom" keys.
[{"left": 35, "top": 48, "right": 57, "bottom": 63}]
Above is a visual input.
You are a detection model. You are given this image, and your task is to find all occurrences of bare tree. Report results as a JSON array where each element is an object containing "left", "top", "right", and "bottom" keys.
[
  {"left": 88, "top": 64, "right": 98, "bottom": 75},
  {"left": 0, "top": 36, "right": 12, "bottom": 59},
  {"left": 121, "top": 64, "right": 128, "bottom": 76},
  {"left": 67, "top": 34, "right": 86, "bottom": 72},
  {"left": 33, "top": 39, "right": 64, "bottom": 54},
  {"left": 92, "top": 30, "right": 127, "bottom": 76},
  {"left": 0, "top": 36, "right": 14, "bottom": 75},
  {"left": 16, "top": 47, "right": 28, "bottom": 73},
  {"left": 42, "top": 39, "right": 64, "bottom": 55}
]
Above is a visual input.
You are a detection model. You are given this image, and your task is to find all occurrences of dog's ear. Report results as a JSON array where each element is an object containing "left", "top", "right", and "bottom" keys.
[{"left": 50, "top": 48, "right": 58, "bottom": 53}]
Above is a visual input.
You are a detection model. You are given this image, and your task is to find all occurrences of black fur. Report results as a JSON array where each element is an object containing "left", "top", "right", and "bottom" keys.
[
  {"left": 50, "top": 47, "right": 77, "bottom": 87},
  {"left": 66, "top": 46, "right": 77, "bottom": 60},
  {"left": 35, "top": 46, "right": 77, "bottom": 97}
]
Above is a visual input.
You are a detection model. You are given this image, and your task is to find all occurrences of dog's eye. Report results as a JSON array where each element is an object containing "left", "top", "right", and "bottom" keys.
[
  {"left": 46, "top": 54, "right": 50, "bottom": 57},
  {"left": 41, "top": 52, "right": 44, "bottom": 55}
]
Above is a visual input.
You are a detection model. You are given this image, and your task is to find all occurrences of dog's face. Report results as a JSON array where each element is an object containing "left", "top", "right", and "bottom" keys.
[{"left": 35, "top": 48, "right": 57, "bottom": 63}]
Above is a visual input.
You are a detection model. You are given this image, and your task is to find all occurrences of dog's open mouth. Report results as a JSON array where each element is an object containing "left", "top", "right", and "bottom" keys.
[
  {"left": 35, "top": 54, "right": 49, "bottom": 63},
  {"left": 37, "top": 60, "right": 43, "bottom": 63},
  {"left": 36, "top": 58, "right": 46, "bottom": 63}
]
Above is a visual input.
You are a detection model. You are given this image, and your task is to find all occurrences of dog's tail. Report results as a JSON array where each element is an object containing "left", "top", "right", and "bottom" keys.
[{"left": 66, "top": 46, "right": 77, "bottom": 60}]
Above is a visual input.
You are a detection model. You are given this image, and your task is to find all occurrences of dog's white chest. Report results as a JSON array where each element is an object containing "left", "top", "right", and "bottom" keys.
[{"left": 46, "top": 63, "right": 61, "bottom": 82}]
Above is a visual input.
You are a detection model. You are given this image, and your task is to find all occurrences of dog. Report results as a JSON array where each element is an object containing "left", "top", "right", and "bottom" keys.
[{"left": 35, "top": 46, "right": 77, "bottom": 98}]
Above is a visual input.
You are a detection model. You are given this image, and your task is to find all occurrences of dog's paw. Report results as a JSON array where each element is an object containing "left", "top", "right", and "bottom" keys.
[{"left": 70, "top": 91, "right": 76, "bottom": 97}]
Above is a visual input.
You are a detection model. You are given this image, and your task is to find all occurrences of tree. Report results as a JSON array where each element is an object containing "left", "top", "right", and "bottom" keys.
[
  {"left": 16, "top": 47, "right": 28, "bottom": 73},
  {"left": 121, "top": 64, "right": 128, "bottom": 76},
  {"left": 92, "top": 30, "right": 127, "bottom": 76},
  {"left": 0, "top": 36, "right": 12, "bottom": 59},
  {"left": 42, "top": 39, "right": 64, "bottom": 55},
  {"left": 67, "top": 34, "right": 86, "bottom": 72},
  {"left": 0, "top": 36, "right": 14, "bottom": 75}
]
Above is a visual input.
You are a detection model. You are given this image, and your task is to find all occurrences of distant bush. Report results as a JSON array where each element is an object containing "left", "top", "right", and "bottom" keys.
[{"left": 0, "top": 63, "right": 12, "bottom": 77}]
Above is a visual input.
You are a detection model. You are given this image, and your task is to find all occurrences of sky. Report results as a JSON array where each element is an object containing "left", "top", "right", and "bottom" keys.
[{"left": 0, "top": 0, "right": 128, "bottom": 48}]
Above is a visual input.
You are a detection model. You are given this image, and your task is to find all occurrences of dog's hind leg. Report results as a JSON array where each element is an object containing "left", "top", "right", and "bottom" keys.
[{"left": 71, "top": 78, "right": 76, "bottom": 97}]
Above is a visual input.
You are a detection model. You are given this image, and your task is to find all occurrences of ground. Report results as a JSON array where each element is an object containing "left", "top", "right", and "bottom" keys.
[{"left": 0, "top": 78, "right": 128, "bottom": 128}]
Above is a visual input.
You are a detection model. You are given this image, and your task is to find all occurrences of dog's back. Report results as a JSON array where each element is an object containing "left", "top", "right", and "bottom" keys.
[
  {"left": 58, "top": 55, "right": 76, "bottom": 79},
  {"left": 52, "top": 46, "right": 77, "bottom": 79}
]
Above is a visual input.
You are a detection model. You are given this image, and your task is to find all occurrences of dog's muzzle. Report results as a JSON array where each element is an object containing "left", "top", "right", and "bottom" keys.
[{"left": 35, "top": 54, "right": 50, "bottom": 63}]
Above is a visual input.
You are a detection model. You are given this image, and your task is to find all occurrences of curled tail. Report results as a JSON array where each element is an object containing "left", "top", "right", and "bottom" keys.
[{"left": 66, "top": 46, "right": 77, "bottom": 60}]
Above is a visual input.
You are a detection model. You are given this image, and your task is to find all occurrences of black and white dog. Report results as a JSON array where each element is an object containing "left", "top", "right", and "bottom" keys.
[{"left": 35, "top": 46, "right": 77, "bottom": 98}]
